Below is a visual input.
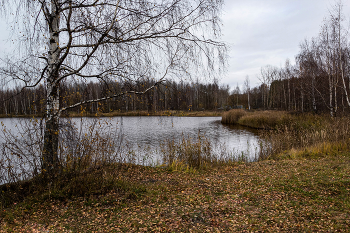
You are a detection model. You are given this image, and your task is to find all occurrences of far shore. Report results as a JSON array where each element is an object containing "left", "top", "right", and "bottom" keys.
[{"left": 0, "top": 110, "right": 223, "bottom": 118}]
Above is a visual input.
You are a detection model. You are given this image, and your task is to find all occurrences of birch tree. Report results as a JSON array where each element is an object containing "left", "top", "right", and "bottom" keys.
[
  {"left": 330, "top": 1, "right": 350, "bottom": 109},
  {"left": 0, "top": 0, "right": 226, "bottom": 178},
  {"left": 244, "top": 76, "right": 250, "bottom": 110}
]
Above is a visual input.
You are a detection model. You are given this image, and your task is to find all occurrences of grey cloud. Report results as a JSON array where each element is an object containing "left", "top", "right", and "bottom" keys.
[{"left": 221, "top": 0, "right": 350, "bottom": 90}]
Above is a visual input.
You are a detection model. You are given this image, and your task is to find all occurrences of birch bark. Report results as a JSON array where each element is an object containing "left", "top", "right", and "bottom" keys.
[{"left": 42, "top": 1, "right": 61, "bottom": 176}]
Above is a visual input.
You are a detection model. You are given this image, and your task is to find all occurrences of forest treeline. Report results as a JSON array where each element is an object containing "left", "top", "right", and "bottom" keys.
[
  {"left": 0, "top": 80, "right": 231, "bottom": 116},
  {"left": 2, "top": 3, "right": 350, "bottom": 116},
  {"left": 234, "top": 2, "right": 350, "bottom": 116}
]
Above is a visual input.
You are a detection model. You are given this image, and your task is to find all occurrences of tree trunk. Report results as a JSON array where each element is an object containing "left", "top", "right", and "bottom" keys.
[
  {"left": 339, "top": 43, "right": 350, "bottom": 108},
  {"left": 283, "top": 82, "right": 287, "bottom": 110},
  {"left": 247, "top": 91, "right": 250, "bottom": 110},
  {"left": 42, "top": 94, "right": 60, "bottom": 175},
  {"left": 301, "top": 88, "right": 304, "bottom": 113},
  {"left": 42, "top": 1, "right": 61, "bottom": 177},
  {"left": 334, "top": 79, "right": 338, "bottom": 117},
  {"left": 312, "top": 73, "right": 316, "bottom": 112},
  {"left": 288, "top": 79, "right": 291, "bottom": 111},
  {"left": 336, "top": 3, "right": 350, "bottom": 109},
  {"left": 329, "top": 72, "right": 334, "bottom": 117}
]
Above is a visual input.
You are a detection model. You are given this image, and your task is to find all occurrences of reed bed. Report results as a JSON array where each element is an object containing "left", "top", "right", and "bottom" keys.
[
  {"left": 160, "top": 135, "right": 213, "bottom": 171},
  {"left": 237, "top": 111, "right": 292, "bottom": 129},
  {"left": 264, "top": 115, "right": 350, "bottom": 159},
  {"left": 221, "top": 109, "right": 247, "bottom": 125},
  {"left": 222, "top": 109, "right": 350, "bottom": 159},
  {"left": 159, "top": 134, "right": 246, "bottom": 171},
  {"left": 222, "top": 109, "right": 292, "bottom": 129}
]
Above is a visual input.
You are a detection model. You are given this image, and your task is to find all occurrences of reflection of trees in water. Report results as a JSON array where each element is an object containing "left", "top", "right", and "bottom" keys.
[
  {"left": 70, "top": 117, "right": 262, "bottom": 164},
  {"left": 1, "top": 117, "right": 262, "bottom": 173},
  {"left": 221, "top": 122, "right": 260, "bottom": 135}
]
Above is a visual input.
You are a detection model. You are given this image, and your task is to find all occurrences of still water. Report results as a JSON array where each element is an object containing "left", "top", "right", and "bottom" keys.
[{"left": 0, "top": 116, "right": 262, "bottom": 165}]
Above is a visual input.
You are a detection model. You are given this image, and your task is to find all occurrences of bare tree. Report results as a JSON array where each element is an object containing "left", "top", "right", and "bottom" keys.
[
  {"left": 0, "top": 0, "right": 226, "bottom": 178},
  {"left": 319, "top": 20, "right": 337, "bottom": 117},
  {"left": 297, "top": 38, "right": 321, "bottom": 113},
  {"left": 234, "top": 83, "right": 240, "bottom": 107},
  {"left": 330, "top": 0, "right": 350, "bottom": 109},
  {"left": 244, "top": 76, "right": 250, "bottom": 110},
  {"left": 284, "top": 59, "right": 292, "bottom": 111},
  {"left": 259, "top": 65, "right": 278, "bottom": 109}
]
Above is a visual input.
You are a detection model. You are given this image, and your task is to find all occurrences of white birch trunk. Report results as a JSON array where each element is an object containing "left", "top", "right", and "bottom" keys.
[
  {"left": 339, "top": 38, "right": 350, "bottom": 108},
  {"left": 334, "top": 79, "right": 338, "bottom": 116},
  {"left": 301, "top": 87, "right": 304, "bottom": 113},
  {"left": 312, "top": 72, "right": 316, "bottom": 112},
  {"left": 247, "top": 90, "right": 250, "bottom": 110},
  {"left": 42, "top": 1, "right": 61, "bottom": 176},
  {"left": 329, "top": 72, "right": 334, "bottom": 117}
]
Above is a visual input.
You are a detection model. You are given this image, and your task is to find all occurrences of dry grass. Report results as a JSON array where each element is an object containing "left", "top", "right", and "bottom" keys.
[
  {"left": 1, "top": 155, "right": 350, "bottom": 232},
  {"left": 160, "top": 134, "right": 237, "bottom": 171},
  {"left": 161, "top": 135, "right": 213, "bottom": 170},
  {"left": 0, "top": 114, "right": 42, "bottom": 118},
  {"left": 221, "top": 109, "right": 247, "bottom": 124},
  {"left": 237, "top": 111, "right": 292, "bottom": 129},
  {"left": 222, "top": 110, "right": 292, "bottom": 129},
  {"left": 264, "top": 115, "right": 350, "bottom": 160},
  {"left": 222, "top": 110, "right": 350, "bottom": 161}
]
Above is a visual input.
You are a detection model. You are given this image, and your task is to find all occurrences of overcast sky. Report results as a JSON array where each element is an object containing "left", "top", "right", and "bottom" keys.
[
  {"left": 221, "top": 0, "right": 350, "bottom": 90},
  {"left": 1, "top": 1, "right": 349, "bottom": 91}
]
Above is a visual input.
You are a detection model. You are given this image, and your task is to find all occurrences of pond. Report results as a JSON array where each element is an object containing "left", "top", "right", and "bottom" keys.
[
  {"left": 0, "top": 116, "right": 262, "bottom": 165},
  {"left": 0, "top": 116, "right": 265, "bottom": 183}
]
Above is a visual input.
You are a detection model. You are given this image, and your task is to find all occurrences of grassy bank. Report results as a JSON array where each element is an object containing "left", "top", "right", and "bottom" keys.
[{"left": 1, "top": 155, "right": 350, "bottom": 232}]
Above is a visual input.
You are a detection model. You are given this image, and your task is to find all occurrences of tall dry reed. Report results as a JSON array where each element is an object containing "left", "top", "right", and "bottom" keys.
[
  {"left": 261, "top": 114, "right": 350, "bottom": 159},
  {"left": 222, "top": 110, "right": 350, "bottom": 159},
  {"left": 237, "top": 111, "right": 292, "bottom": 129},
  {"left": 160, "top": 134, "right": 214, "bottom": 170},
  {"left": 221, "top": 109, "right": 247, "bottom": 124},
  {"left": 222, "top": 109, "right": 292, "bottom": 129}
]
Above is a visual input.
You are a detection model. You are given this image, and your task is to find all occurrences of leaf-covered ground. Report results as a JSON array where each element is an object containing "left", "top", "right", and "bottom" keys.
[{"left": 1, "top": 155, "right": 350, "bottom": 232}]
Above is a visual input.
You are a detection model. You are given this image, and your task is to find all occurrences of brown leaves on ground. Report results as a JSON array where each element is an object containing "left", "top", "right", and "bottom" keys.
[{"left": 1, "top": 156, "right": 350, "bottom": 232}]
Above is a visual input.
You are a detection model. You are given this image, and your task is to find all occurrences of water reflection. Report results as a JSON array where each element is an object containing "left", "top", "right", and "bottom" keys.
[
  {"left": 70, "top": 116, "right": 262, "bottom": 163},
  {"left": 0, "top": 116, "right": 262, "bottom": 165}
]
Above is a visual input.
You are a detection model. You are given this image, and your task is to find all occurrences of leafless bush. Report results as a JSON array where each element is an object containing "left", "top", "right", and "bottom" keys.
[
  {"left": 0, "top": 117, "right": 134, "bottom": 184},
  {"left": 0, "top": 118, "right": 44, "bottom": 184}
]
